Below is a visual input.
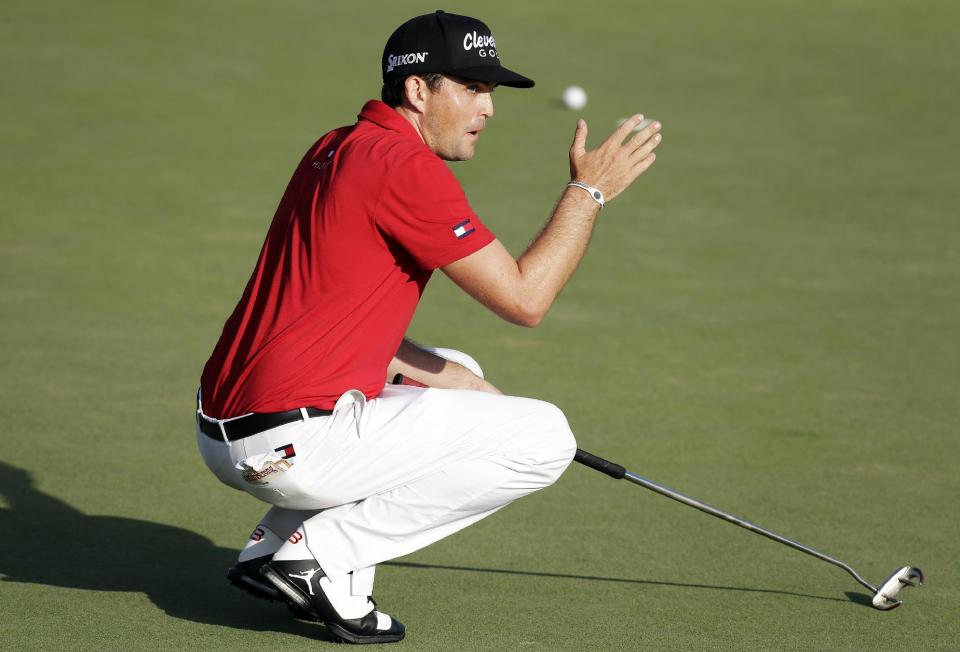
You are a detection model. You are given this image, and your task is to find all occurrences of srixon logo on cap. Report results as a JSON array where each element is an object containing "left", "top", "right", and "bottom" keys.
[
  {"left": 463, "top": 31, "right": 497, "bottom": 58},
  {"left": 386, "top": 51, "right": 429, "bottom": 73}
]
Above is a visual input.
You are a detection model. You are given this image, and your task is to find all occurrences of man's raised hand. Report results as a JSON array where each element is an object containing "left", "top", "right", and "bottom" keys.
[{"left": 568, "top": 114, "right": 662, "bottom": 204}]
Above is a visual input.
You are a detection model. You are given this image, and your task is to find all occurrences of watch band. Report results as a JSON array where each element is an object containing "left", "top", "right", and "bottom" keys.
[{"left": 567, "top": 180, "right": 605, "bottom": 208}]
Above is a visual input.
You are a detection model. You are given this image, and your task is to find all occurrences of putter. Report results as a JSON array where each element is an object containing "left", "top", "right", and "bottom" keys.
[{"left": 574, "top": 449, "right": 924, "bottom": 610}]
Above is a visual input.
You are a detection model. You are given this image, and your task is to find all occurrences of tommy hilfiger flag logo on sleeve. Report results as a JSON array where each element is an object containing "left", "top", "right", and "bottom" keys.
[{"left": 452, "top": 219, "right": 476, "bottom": 239}]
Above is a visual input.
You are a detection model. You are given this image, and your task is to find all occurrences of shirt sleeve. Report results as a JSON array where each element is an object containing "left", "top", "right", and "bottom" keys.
[{"left": 375, "top": 150, "right": 495, "bottom": 270}]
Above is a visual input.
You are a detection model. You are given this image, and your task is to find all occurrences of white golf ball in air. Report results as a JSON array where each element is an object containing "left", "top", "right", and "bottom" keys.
[{"left": 562, "top": 85, "right": 587, "bottom": 110}]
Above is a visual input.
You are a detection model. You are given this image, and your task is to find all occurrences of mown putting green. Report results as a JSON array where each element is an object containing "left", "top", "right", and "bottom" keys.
[{"left": 2, "top": 1, "right": 957, "bottom": 649}]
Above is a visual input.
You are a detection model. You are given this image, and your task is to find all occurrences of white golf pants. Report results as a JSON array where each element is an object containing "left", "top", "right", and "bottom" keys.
[{"left": 196, "top": 353, "right": 576, "bottom": 581}]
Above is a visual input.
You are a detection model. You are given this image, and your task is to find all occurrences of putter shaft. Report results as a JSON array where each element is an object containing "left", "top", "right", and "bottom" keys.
[{"left": 574, "top": 448, "right": 878, "bottom": 593}]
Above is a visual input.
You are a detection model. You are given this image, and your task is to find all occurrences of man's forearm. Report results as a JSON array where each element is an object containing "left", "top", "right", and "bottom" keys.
[
  {"left": 387, "top": 339, "right": 501, "bottom": 393},
  {"left": 515, "top": 187, "right": 601, "bottom": 320}
]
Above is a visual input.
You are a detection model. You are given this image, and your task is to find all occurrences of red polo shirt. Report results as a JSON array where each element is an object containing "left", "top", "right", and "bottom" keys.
[{"left": 200, "top": 100, "right": 494, "bottom": 417}]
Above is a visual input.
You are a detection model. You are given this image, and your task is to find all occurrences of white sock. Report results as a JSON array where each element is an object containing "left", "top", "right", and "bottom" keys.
[
  {"left": 238, "top": 524, "right": 284, "bottom": 563},
  {"left": 271, "top": 526, "right": 313, "bottom": 561}
]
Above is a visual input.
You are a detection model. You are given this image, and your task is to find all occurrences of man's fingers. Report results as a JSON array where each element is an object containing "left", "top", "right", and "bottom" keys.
[
  {"left": 570, "top": 119, "right": 588, "bottom": 157},
  {"left": 625, "top": 120, "right": 662, "bottom": 152},
  {"left": 606, "top": 113, "right": 644, "bottom": 147},
  {"left": 632, "top": 151, "right": 657, "bottom": 174},
  {"left": 628, "top": 131, "right": 662, "bottom": 162}
]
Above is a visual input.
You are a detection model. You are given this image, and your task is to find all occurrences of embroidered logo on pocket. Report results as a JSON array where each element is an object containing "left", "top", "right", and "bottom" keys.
[{"left": 241, "top": 459, "right": 293, "bottom": 485}]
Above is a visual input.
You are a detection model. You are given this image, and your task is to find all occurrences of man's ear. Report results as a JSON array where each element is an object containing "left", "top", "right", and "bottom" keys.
[{"left": 403, "top": 76, "right": 429, "bottom": 113}]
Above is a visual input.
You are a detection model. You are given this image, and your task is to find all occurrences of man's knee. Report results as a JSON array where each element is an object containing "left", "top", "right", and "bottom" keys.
[
  {"left": 523, "top": 400, "right": 577, "bottom": 481},
  {"left": 542, "top": 401, "right": 577, "bottom": 452}
]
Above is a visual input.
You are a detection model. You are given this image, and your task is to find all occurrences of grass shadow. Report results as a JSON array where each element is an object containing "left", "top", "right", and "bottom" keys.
[{"left": 0, "top": 461, "right": 334, "bottom": 641}]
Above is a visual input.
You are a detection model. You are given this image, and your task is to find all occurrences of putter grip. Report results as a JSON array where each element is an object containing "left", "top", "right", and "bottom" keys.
[{"left": 574, "top": 449, "right": 626, "bottom": 479}]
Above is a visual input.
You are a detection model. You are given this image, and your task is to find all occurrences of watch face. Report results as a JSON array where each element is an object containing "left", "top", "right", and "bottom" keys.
[{"left": 593, "top": 191, "right": 601, "bottom": 200}]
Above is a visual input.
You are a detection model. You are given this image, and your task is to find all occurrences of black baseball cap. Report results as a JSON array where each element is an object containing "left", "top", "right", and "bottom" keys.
[{"left": 382, "top": 10, "right": 534, "bottom": 88}]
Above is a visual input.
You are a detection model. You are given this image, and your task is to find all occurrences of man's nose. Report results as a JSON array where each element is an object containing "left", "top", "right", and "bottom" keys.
[{"left": 481, "top": 93, "right": 494, "bottom": 119}]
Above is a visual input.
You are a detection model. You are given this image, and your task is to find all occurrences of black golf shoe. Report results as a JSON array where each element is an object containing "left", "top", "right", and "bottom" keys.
[
  {"left": 227, "top": 555, "right": 281, "bottom": 601},
  {"left": 227, "top": 556, "right": 314, "bottom": 618},
  {"left": 261, "top": 559, "right": 405, "bottom": 644}
]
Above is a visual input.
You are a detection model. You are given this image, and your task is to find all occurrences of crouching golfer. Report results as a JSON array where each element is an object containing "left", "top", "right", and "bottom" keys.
[{"left": 196, "top": 10, "right": 661, "bottom": 644}]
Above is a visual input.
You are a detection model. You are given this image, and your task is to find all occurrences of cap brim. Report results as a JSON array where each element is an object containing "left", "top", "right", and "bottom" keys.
[{"left": 451, "top": 65, "right": 535, "bottom": 88}]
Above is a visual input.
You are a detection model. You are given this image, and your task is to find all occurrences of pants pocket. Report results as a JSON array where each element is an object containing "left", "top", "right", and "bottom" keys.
[{"left": 235, "top": 450, "right": 296, "bottom": 487}]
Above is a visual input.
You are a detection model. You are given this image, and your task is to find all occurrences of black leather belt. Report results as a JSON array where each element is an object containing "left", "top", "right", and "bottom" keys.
[{"left": 198, "top": 406, "right": 333, "bottom": 442}]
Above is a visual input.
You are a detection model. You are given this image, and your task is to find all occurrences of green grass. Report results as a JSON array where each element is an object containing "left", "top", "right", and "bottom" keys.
[{"left": 2, "top": 0, "right": 958, "bottom": 649}]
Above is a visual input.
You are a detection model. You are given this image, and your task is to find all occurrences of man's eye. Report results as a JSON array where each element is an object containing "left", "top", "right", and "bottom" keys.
[{"left": 467, "top": 85, "right": 478, "bottom": 93}]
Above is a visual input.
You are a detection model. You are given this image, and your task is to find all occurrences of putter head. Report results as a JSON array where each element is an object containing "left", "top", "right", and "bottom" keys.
[{"left": 872, "top": 566, "right": 924, "bottom": 610}]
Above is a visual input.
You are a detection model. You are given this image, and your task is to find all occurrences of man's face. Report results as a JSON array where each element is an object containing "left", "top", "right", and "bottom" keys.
[{"left": 419, "top": 76, "right": 496, "bottom": 161}]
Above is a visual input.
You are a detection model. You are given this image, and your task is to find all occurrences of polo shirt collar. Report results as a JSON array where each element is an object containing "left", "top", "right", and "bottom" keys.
[{"left": 358, "top": 100, "right": 424, "bottom": 143}]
